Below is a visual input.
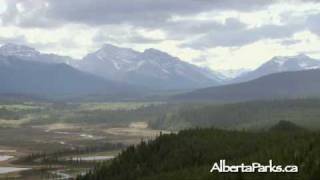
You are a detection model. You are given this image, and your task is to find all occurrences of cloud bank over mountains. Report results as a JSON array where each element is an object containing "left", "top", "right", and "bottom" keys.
[{"left": 0, "top": 0, "right": 320, "bottom": 70}]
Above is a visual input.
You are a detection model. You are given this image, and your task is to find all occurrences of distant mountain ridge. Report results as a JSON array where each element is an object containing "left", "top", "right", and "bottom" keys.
[
  {"left": 232, "top": 54, "right": 320, "bottom": 83},
  {"left": 2, "top": 43, "right": 320, "bottom": 101},
  {"left": 74, "top": 44, "right": 222, "bottom": 90},
  {"left": 0, "top": 55, "right": 140, "bottom": 99},
  {"left": 0, "top": 43, "right": 222, "bottom": 90},
  {"left": 174, "top": 69, "right": 320, "bottom": 102},
  {"left": 0, "top": 43, "right": 40, "bottom": 57},
  {"left": 0, "top": 43, "right": 75, "bottom": 65}
]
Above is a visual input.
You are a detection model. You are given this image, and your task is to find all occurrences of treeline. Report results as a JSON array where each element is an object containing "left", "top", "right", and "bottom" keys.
[
  {"left": 0, "top": 107, "right": 21, "bottom": 120},
  {"left": 77, "top": 122, "right": 320, "bottom": 180},
  {"left": 0, "top": 105, "right": 43, "bottom": 120},
  {"left": 16, "top": 142, "right": 124, "bottom": 165},
  {"left": 63, "top": 104, "right": 175, "bottom": 124},
  {"left": 150, "top": 99, "right": 320, "bottom": 130}
]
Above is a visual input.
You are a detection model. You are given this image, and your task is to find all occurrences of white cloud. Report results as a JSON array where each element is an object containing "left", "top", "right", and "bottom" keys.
[{"left": 0, "top": 0, "right": 319, "bottom": 70}]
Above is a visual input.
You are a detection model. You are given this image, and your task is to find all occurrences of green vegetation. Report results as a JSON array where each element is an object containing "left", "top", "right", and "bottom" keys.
[
  {"left": 151, "top": 99, "right": 320, "bottom": 130},
  {"left": 78, "top": 102, "right": 163, "bottom": 111},
  {"left": 0, "top": 101, "right": 171, "bottom": 179},
  {"left": 6, "top": 99, "right": 320, "bottom": 132},
  {"left": 0, "top": 105, "right": 42, "bottom": 120},
  {"left": 78, "top": 123, "right": 320, "bottom": 180},
  {"left": 15, "top": 142, "right": 124, "bottom": 165},
  {"left": 6, "top": 102, "right": 170, "bottom": 126},
  {"left": 0, "top": 107, "right": 21, "bottom": 120},
  {"left": 59, "top": 104, "right": 169, "bottom": 124},
  {"left": 1, "top": 102, "right": 169, "bottom": 129},
  {"left": 2, "top": 99, "right": 320, "bottom": 179}
]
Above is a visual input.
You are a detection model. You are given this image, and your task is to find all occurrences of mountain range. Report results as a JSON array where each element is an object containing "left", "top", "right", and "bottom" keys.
[
  {"left": 0, "top": 43, "right": 74, "bottom": 65},
  {"left": 73, "top": 44, "right": 221, "bottom": 90},
  {"left": 0, "top": 55, "right": 138, "bottom": 99},
  {"left": 1, "top": 43, "right": 320, "bottom": 101},
  {"left": 0, "top": 43, "right": 222, "bottom": 91},
  {"left": 231, "top": 54, "right": 320, "bottom": 83}
]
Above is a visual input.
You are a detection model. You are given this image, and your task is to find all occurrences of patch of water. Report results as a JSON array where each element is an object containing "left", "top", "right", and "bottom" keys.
[
  {"left": 0, "top": 167, "right": 30, "bottom": 174},
  {"left": 54, "top": 131, "right": 102, "bottom": 139},
  {"left": 0, "top": 150, "right": 16, "bottom": 153},
  {"left": 71, "top": 156, "right": 115, "bottom": 161},
  {"left": 80, "top": 134, "right": 94, "bottom": 139},
  {"left": 0, "top": 155, "right": 14, "bottom": 161},
  {"left": 50, "top": 170, "right": 71, "bottom": 180}
]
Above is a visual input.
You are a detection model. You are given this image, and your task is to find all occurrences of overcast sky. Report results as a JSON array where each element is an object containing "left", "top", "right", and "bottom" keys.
[{"left": 0, "top": 0, "right": 320, "bottom": 70}]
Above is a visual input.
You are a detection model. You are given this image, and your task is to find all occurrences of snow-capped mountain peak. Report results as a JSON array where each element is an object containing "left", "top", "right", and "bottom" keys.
[
  {"left": 232, "top": 54, "right": 320, "bottom": 84},
  {"left": 267, "top": 54, "right": 320, "bottom": 71},
  {"left": 76, "top": 45, "right": 221, "bottom": 89},
  {"left": 270, "top": 56, "right": 290, "bottom": 66},
  {"left": 142, "top": 48, "right": 176, "bottom": 60},
  {"left": 0, "top": 43, "right": 76, "bottom": 65},
  {"left": 0, "top": 43, "right": 222, "bottom": 90},
  {"left": 143, "top": 48, "right": 169, "bottom": 56},
  {"left": 0, "top": 43, "right": 40, "bottom": 57},
  {"left": 81, "top": 44, "right": 140, "bottom": 72},
  {"left": 90, "top": 44, "right": 139, "bottom": 63},
  {"left": 271, "top": 54, "right": 308, "bottom": 63}
]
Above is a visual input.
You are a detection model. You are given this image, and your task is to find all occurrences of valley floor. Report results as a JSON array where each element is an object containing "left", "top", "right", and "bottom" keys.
[
  {"left": 1, "top": 99, "right": 320, "bottom": 179},
  {"left": 0, "top": 101, "right": 169, "bottom": 179}
]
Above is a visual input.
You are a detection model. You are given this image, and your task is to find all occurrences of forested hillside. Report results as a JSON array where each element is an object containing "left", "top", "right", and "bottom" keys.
[
  {"left": 151, "top": 99, "right": 320, "bottom": 130},
  {"left": 77, "top": 123, "right": 320, "bottom": 180}
]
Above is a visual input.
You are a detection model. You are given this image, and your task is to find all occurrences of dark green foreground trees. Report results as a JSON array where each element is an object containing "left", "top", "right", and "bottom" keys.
[{"left": 78, "top": 122, "right": 320, "bottom": 180}]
